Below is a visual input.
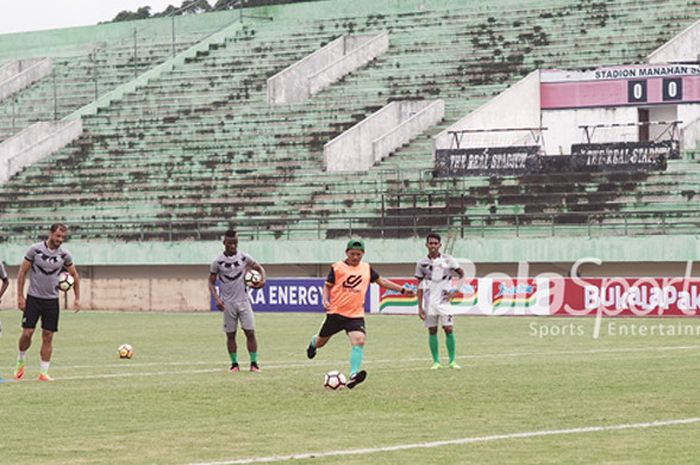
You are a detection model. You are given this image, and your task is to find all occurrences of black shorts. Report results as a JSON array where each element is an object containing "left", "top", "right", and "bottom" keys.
[
  {"left": 319, "top": 313, "right": 366, "bottom": 338},
  {"left": 22, "top": 295, "right": 60, "bottom": 332}
]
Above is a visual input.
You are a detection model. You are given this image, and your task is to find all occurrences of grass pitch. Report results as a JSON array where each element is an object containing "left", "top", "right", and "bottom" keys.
[{"left": 1, "top": 310, "right": 699, "bottom": 465}]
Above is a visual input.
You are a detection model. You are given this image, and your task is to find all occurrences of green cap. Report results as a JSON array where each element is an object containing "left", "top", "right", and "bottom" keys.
[{"left": 346, "top": 238, "right": 366, "bottom": 252}]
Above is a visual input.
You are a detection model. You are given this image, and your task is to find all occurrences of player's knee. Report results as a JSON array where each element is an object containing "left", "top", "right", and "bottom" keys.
[
  {"left": 428, "top": 327, "right": 438, "bottom": 335},
  {"left": 443, "top": 327, "right": 453, "bottom": 334}
]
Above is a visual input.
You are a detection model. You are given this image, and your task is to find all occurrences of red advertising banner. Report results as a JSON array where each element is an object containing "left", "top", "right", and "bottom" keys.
[{"left": 551, "top": 278, "right": 700, "bottom": 317}]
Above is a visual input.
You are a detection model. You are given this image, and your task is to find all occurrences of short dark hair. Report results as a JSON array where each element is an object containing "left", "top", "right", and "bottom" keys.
[
  {"left": 50, "top": 223, "right": 67, "bottom": 233},
  {"left": 224, "top": 229, "right": 237, "bottom": 239},
  {"left": 426, "top": 232, "right": 441, "bottom": 242}
]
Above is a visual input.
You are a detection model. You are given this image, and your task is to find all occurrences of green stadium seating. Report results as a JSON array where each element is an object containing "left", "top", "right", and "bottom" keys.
[{"left": 0, "top": 0, "right": 699, "bottom": 242}]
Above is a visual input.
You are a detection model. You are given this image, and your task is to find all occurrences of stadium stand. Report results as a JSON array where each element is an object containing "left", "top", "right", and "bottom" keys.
[{"left": 0, "top": 0, "right": 699, "bottom": 243}]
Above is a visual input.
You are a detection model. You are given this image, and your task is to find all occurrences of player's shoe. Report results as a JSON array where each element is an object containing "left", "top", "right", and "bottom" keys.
[
  {"left": 14, "top": 360, "right": 25, "bottom": 380},
  {"left": 38, "top": 372, "right": 54, "bottom": 382},
  {"left": 430, "top": 362, "right": 443, "bottom": 370},
  {"left": 230, "top": 363, "right": 240, "bottom": 373},
  {"left": 306, "top": 343, "right": 316, "bottom": 359},
  {"left": 346, "top": 370, "right": 367, "bottom": 389},
  {"left": 449, "top": 361, "right": 461, "bottom": 369},
  {"left": 250, "top": 362, "right": 261, "bottom": 373}
]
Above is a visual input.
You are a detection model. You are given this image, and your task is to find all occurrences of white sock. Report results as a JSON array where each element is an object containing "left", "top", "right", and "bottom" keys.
[
  {"left": 40, "top": 360, "right": 50, "bottom": 372},
  {"left": 18, "top": 351, "right": 27, "bottom": 361}
]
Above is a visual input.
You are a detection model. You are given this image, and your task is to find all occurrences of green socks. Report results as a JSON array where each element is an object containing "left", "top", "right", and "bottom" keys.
[
  {"left": 429, "top": 333, "right": 440, "bottom": 363},
  {"left": 350, "top": 345, "right": 364, "bottom": 375},
  {"left": 310, "top": 335, "right": 317, "bottom": 348},
  {"left": 446, "top": 331, "right": 456, "bottom": 363},
  {"left": 229, "top": 352, "right": 238, "bottom": 364},
  {"left": 250, "top": 352, "right": 258, "bottom": 363}
]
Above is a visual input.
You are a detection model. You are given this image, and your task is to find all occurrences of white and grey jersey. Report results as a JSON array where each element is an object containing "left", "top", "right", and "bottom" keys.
[
  {"left": 210, "top": 251, "right": 259, "bottom": 304},
  {"left": 25, "top": 241, "right": 74, "bottom": 299},
  {"left": 0, "top": 262, "right": 7, "bottom": 281},
  {"left": 414, "top": 253, "right": 461, "bottom": 311}
]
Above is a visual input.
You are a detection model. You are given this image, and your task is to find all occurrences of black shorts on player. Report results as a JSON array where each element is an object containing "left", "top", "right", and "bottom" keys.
[
  {"left": 318, "top": 313, "right": 366, "bottom": 338},
  {"left": 22, "top": 295, "right": 60, "bottom": 332}
]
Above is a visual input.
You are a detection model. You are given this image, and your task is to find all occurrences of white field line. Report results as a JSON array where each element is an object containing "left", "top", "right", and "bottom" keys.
[
  {"left": 186, "top": 417, "right": 700, "bottom": 465},
  {"left": 14, "top": 344, "right": 699, "bottom": 382},
  {"left": 56, "top": 343, "right": 700, "bottom": 369}
]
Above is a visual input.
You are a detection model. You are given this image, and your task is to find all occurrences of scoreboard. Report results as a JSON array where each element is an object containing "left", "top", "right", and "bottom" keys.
[{"left": 540, "top": 64, "right": 700, "bottom": 109}]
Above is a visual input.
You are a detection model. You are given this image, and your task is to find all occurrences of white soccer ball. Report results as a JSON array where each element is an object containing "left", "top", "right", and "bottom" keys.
[
  {"left": 118, "top": 344, "right": 134, "bottom": 359},
  {"left": 323, "top": 370, "right": 346, "bottom": 390},
  {"left": 244, "top": 269, "right": 262, "bottom": 287},
  {"left": 57, "top": 272, "right": 74, "bottom": 292}
]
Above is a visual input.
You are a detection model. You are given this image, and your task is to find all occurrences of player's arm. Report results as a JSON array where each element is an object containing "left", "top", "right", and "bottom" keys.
[
  {"left": 0, "top": 276, "right": 8, "bottom": 303},
  {"left": 448, "top": 264, "right": 466, "bottom": 298},
  {"left": 208, "top": 273, "right": 224, "bottom": 311},
  {"left": 65, "top": 263, "right": 81, "bottom": 312},
  {"left": 322, "top": 266, "right": 335, "bottom": 310},
  {"left": 16, "top": 259, "right": 31, "bottom": 311},
  {"left": 376, "top": 276, "right": 416, "bottom": 297},
  {"left": 322, "top": 282, "right": 333, "bottom": 310},
  {"left": 416, "top": 281, "right": 425, "bottom": 321},
  {"left": 414, "top": 262, "right": 425, "bottom": 320}
]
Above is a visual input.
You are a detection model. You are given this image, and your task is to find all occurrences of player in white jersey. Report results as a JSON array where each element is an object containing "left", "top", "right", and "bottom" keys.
[
  {"left": 415, "top": 232, "right": 464, "bottom": 369},
  {"left": 208, "top": 229, "right": 266, "bottom": 373},
  {"left": 14, "top": 223, "right": 81, "bottom": 381}
]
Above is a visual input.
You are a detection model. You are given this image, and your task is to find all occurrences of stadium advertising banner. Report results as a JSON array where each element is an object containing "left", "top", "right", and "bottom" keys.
[
  {"left": 370, "top": 278, "right": 551, "bottom": 315},
  {"left": 212, "top": 278, "right": 368, "bottom": 312},
  {"left": 552, "top": 278, "right": 700, "bottom": 317},
  {"left": 567, "top": 141, "right": 671, "bottom": 171},
  {"left": 434, "top": 147, "right": 540, "bottom": 177},
  {"left": 217, "top": 277, "right": 700, "bottom": 316},
  {"left": 541, "top": 64, "right": 700, "bottom": 109}
]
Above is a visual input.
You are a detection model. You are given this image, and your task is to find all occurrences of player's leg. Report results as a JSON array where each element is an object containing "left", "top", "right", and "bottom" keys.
[
  {"left": 306, "top": 314, "right": 340, "bottom": 359},
  {"left": 425, "top": 313, "right": 441, "bottom": 368},
  {"left": 442, "top": 314, "right": 459, "bottom": 369},
  {"left": 345, "top": 318, "right": 368, "bottom": 389},
  {"left": 242, "top": 330, "right": 259, "bottom": 372},
  {"left": 223, "top": 302, "right": 240, "bottom": 372},
  {"left": 38, "top": 330, "right": 55, "bottom": 381},
  {"left": 15, "top": 328, "right": 34, "bottom": 379},
  {"left": 238, "top": 304, "right": 260, "bottom": 372},
  {"left": 226, "top": 332, "right": 239, "bottom": 371},
  {"left": 16, "top": 296, "right": 41, "bottom": 379},
  {"left": 38, "top": 298, "right": 60, "bottom": 381}
]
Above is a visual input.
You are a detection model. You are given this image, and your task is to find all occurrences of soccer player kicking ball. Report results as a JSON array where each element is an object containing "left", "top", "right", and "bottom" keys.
[
  {"left": 306, "top": 239, "right": 415, "bottom": 389},
  {"left": 415, "top": 232, "right": 464, "bottom": 370}
]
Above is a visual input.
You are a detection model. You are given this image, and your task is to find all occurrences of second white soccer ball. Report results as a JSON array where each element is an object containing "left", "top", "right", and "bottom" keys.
[
  {"left": 324, "top": 370, "right": 346, "bottom": 390},
  {"left": 244, "top": 269, "right": 262, "bottom": 287},
  {"left": 57, "top": 272, "right": 74, "bottom": 292},
  {"left": 118, "top": 344, "right": 134, "bottom": 359}
]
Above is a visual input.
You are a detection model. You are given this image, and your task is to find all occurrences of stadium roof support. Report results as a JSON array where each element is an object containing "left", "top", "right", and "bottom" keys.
[
  {"left": 267, "top": 32, "right": 389, "bottom": 104},
  {"left": 324, "top": 99, "right": 444, "bottom": 172}
]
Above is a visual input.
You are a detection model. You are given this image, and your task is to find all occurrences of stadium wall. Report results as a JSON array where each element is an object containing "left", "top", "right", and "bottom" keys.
[
  {"left": 434, "top": 70, "right": 540, "bottom": 151},
  {"left": 542, "top": 107, "right": 638, "bottom": 153},
  {"left": 1, "top": 237, "right": 700, "bottom": 311}
]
